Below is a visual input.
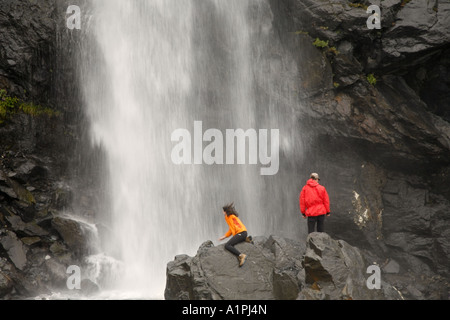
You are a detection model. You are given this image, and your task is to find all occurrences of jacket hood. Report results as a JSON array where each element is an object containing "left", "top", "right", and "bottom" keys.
[{"left": 307, "top": 179, "right": 319, "bottom": 187}]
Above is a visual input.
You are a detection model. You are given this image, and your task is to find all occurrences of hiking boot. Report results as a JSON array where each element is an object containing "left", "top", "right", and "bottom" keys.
[
  {"left": 238, "top": 254, "right": 247, "bottom": 267},
  {"left": 245, "top": 236, "right": 254, "bottom": 244}
]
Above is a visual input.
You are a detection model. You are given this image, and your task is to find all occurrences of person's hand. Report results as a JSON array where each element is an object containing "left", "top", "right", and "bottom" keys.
[
  {"left": 326, "top": 212, "right": 331, "bottom": 217},
  {"left": 302, "top": 213, "right": 307, "bottom": 219},
  {"left": 218, "top": 236, "right": 226, "bottom": 241}
]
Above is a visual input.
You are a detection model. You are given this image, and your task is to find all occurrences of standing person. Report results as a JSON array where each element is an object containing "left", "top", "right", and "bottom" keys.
[
  {"left": 218, "top": 203, "right": 248, "bottom": 267},
  {"left": 299, "top": 173, "right": 331, "bottom": 234}
]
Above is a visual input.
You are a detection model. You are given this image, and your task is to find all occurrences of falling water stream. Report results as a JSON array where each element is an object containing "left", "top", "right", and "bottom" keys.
[{"left": 75, "top": 0, "right": 305, "bottom": 299}]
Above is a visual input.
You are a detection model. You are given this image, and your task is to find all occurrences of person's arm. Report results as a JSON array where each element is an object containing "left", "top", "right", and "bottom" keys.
[{"left": 323, "top": 188, "right": 331, "bottom": 215}]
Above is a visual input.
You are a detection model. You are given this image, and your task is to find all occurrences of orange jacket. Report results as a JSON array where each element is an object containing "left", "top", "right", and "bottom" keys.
[{"left": 224, "top": 214, "right": 247, "bottom": 238}]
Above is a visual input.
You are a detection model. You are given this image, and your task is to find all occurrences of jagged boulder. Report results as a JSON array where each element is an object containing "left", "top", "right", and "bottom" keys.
[
  {"left": 165, "top": 233, "right": 404, "bottom": 300},
  {"left": 165, "top": 236, "right": 305, "bottom": 300}
]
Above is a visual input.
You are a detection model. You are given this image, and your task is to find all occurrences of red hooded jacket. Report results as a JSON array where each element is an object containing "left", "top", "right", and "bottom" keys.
[{"left": 299, "top": 179, "right": 330, "bottom": 217}]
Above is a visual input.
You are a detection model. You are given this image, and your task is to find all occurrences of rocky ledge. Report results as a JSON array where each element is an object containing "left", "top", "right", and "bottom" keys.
[{"left": 165, "top": 232, "right": 447, "bottom": 300}]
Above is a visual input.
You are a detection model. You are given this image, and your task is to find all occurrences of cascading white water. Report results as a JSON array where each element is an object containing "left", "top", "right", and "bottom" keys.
[{"left": 79, "top": 0, "right": 304, "bottom": 298}]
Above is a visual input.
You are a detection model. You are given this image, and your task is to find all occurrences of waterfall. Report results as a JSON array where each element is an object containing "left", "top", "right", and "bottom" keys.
[{"left": 79, "top": 0, "right": 304, "bottom": 298}]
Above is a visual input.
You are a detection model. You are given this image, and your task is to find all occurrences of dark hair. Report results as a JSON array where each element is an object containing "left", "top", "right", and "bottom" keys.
[{"left": 223, "top": 203, "right": 239, "bottom": 217}]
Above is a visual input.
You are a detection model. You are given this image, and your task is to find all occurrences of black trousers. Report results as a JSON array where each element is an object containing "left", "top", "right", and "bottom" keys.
[
  {"left": 307, "top": 215, "right": 325, "bottom": 234},
  {"left": 225, "top": 231, "right": 248, "bottom": 256}
]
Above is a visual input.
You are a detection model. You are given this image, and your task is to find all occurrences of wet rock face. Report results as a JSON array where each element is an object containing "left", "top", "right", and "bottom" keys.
[
  {"left": 0, "top": 231, "right": 28, "bottom": 271},
  {"left": 0, "top": 0, "right": 448, "bottom": 300},
  {"left": 275, "top": 0, "right": 450, "bottom": 72},
  {"left": 0, "top": 0, "right": 56, "bottom": 102},
  {"left": 165, "top": 233, "right": 408, "bottom": 300},
  {"left": 0, "top": 82, "right": 92, "bottom": 299},
  {"left": 0, "top": 0, "right": 102, "bottom": 299},
  {"left": 301, "top": 232, "right": 402, "bottom": 300}
]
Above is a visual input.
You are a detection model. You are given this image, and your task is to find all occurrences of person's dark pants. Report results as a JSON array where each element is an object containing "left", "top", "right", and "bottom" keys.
[
  {"left": 307, "top": 215, "right": 326, "bottom": 234},
  {"left": 225, "top": 231, "right": 248, "bottom": 256}
]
